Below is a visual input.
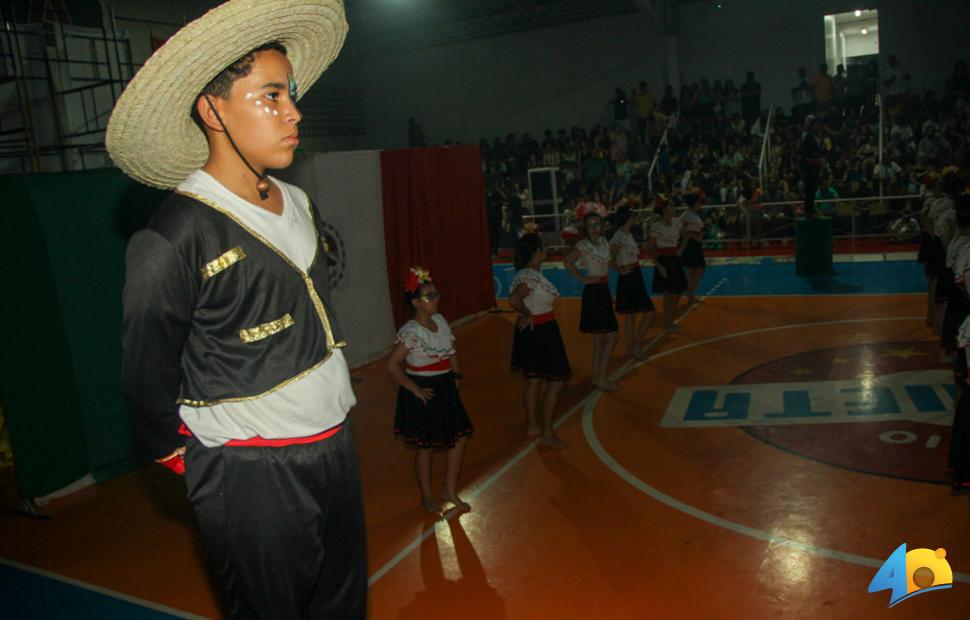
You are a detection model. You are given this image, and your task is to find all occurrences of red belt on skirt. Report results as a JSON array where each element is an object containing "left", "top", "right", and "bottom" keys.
[
  {"left": 406, "top": 359, "right": 453, "bottom": 373},
  {"left": 588, "top": 276, "right": 608, "bottom": 284},
  {"left": 532, "top": 311, "right": 555, "bottom": 326},
  {"left": 656, "top": 247, "right": 678, "bottom": 256}
]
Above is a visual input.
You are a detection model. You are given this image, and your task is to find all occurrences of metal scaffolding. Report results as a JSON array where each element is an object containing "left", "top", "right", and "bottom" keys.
[{"left": 0, "top": 0, "right": 134, "bottom": 173}]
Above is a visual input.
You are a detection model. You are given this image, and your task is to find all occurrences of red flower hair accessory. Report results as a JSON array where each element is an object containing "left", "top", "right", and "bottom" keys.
[
  {"left": 404, "top": 266, "right": 432, "bottom": 293},
  {"left": 575, "top": 200, "right": 607, "bottom": 222}
]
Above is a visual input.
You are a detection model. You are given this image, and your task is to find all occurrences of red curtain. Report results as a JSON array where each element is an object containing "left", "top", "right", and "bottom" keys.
[{"left": 381, "top": 145, "right": 493, "bottom": 328}]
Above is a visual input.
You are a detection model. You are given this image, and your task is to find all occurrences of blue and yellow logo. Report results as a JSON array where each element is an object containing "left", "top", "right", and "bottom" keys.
[{"left": 868, "top": 543, "right": 953, "bottom": 607}]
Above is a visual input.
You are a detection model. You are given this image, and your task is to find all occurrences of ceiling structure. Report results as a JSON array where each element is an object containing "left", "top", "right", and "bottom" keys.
[
  {"left": 342, "top": 0, "right": 707, "bottom": 57},
  {"left": 46, "top": 0, "right": 711, "bottom": 56}
]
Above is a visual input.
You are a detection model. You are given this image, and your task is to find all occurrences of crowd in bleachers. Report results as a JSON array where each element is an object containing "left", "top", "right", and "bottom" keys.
[{"left": 476, "top": 57, "right": 970, "bottom": 251}]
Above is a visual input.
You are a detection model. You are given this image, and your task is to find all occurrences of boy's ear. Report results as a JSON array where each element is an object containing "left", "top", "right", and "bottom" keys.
[{"left": 195, "top": 95, "right": 226, "bottom": 134}]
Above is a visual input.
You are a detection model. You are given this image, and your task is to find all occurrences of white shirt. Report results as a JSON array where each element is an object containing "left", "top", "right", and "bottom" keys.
[
  {"left": 610, "top": 229, "right": 640, "bottom": 266},
  {"left": 650, "top": 218, "right": 683, "bottom": 248},
  {"left": 947, "top": 234, "right": 970, "bottom": 270},
  {"left": 575, "top": 238, "right": 611, "bottom": 277},
  {"left": 397, "top": 314, "right": 456, "bottom": 376},
  {"left": 932, "top": 196, "right": 956, "bottom": 239},
  {"left": 176, "top": 170, "right": 357, "bottom": 447},
  {"left": 511, "top": 268, "right": 560, "bottom": 315},
  {"left": 679, "top": 210, "right": 704, "bottom": 233}
]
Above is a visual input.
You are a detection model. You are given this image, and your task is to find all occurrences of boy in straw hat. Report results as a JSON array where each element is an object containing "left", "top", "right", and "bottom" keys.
[{"left": 108, "top": 1, "right": 366, "bottom": 617}]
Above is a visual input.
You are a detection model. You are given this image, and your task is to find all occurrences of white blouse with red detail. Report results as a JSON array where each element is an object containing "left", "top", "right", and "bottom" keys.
[
  {"left": 650, "top": 218, "right": 683, "bottom": 248},
  {"left": 512, "top": 268, "right": 560, "bottom": 315},
  {"left": 397, "top": 313, "right": 456, "bottom": 376},
  {"left": 610, "top": 229, "right": 640, "bottom": 266},
  {"left": 575, "top": 238, "right": 611, "bottom": 277},
  {"left": 680, "top": 209, "right": 704, "bottom": 233}
]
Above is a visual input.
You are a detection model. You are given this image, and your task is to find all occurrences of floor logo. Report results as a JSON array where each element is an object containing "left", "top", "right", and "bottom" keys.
[
  {"left": 661, "top": 341, "right": 953, "bottom": 483},
  {"left": 868, "top": 543, "right": 952, "bottom": 607}
]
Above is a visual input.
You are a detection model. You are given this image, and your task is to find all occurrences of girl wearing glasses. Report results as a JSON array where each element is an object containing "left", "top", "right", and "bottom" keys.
[
  {"left": 508, "top": 231, "right": 571, "bottom": 448},
  {"left": 387, "top": 268, "right": 473, "bottom": 513},
  {"left": 564, "top": 205, "right": 620, "bottom": 391}
]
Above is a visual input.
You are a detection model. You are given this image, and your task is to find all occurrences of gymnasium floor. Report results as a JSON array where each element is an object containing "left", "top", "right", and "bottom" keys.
[{"left": 2, "top": 254, "right": 968, "bottom": 618}]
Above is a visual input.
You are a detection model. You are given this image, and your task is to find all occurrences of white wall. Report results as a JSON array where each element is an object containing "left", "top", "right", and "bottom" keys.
[
  {"left": 676, "top": 0, "right": 970, "bottom": 112},
  {"left": 843, "top": 32, "right": 878, "bottom": 58},
  {"left": 353, "top": 13, "right": 667, "bottom": 149}
]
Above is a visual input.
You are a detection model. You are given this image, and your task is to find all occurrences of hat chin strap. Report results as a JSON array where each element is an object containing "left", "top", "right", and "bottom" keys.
[{"left": 204, "top": 95, "right": 271, "bottom": 200}]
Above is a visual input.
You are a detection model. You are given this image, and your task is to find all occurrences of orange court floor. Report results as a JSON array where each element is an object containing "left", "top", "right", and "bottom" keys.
[{"left": 1, "top": 293, "right": 968, "bottom": 618}]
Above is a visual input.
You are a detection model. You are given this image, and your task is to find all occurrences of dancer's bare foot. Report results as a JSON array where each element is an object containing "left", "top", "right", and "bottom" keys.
[
  {"left": 526, "top": 426, "right": 541, "bottom": 438},
  {"left": 540, "top": 433, "right": 569, "bottom": 449},
  {"left": 422, "top": 497, "right": 443, "bottom": 513},
  {"left": 441, "top": 492, "right": 471, "bottom": 512}
]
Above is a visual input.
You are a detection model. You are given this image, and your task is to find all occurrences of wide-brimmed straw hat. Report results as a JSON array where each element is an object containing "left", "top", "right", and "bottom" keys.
[{"left": 106, "top": 0, "right": 347, "bottom": 189}]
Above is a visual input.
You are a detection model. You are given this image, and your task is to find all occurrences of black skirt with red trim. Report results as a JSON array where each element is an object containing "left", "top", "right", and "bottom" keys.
[
  {"left": 579, "top": 282, "right": 618, "bottom": 333},
  {"left": 615, "top": 270, "right": 655, "bottom": 315},
  {"left": 652, "top": 255, "right": 688, "bottom": 294},
  {"left": 394, "top": 371, "right": 473, "bottom": 448},
  {"left": 681, "top": 238, "right": 706, "bottom": 268},
  {"left": 511, "top": 318, "right": 572, "bottom": 381}
]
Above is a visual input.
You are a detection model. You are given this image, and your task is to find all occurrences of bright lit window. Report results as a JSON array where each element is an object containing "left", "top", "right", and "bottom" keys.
[{"left": 824, "top": 9, "right": 879, "bottom": 73}]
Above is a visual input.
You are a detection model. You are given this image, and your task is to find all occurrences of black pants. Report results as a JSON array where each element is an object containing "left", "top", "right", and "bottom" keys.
[{"left": 185, "top": 420, "right": 368, "bottom": 620}]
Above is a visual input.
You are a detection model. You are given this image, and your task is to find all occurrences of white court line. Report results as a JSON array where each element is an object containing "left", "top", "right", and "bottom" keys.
[
  {"left": 0, "top": 557, "right": 208, "bottom": 619},
  {"left": 369, "top": 277, "right": 724, "bottom": 586},
  {"left": 582, "top": 315, "right": 970, "bottom": 583}
]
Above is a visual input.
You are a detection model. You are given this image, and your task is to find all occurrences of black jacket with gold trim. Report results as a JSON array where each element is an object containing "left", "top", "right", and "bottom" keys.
[{"left": 121, "top": 191, "right": 344, "bottom": 460}]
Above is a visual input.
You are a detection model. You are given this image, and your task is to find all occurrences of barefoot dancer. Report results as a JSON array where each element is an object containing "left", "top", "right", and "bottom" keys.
[
  {"left": 509, "top": 231, "right": 571, "bottom": 448},
  {"left": 680, "top": 188, "right": 707, "bottom": 305},
  {"left": 610, "top": 206, "right": 656, "bottom": 359},
  {"left": 564, "top": 204, "right": 620, "bottom": 390},
  {"left": 649, "top": 195, "right": 688, "bottom": 331}
]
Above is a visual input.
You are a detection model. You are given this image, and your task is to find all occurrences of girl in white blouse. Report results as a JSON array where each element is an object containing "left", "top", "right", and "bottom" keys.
[
  {"left": 649, "top": 195, "right": 687, "bottom": 331},
  {"left": 610, "top": 206, "right": 656, "bottom": 359},
  {"left": 564, "top": 210, "right": 620, "bottom": 390},
  {"left": 679, "top": 189, "right": 707, "bottom": 305},
  {"left": 508, "top": 233, "right": 571, "bottom": 448},
  {"left": 387, "top": 268, "right": 473, "bottom": 513}
]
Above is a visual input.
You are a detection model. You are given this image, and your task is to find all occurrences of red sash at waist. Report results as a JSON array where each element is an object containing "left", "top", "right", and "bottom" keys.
[
  {"left": 588, "top": 276, "right": 608, "bottom": 284},
  {"left": 406, "top": 359, "right": 453, "bottom": 373},
  {"left": 178, "top": 422, "right": 342, "bottom": 447},
  {"left": 532, "top": 311, "right": 555, "bottom": 326},
  {"left": 657, "top": 247, "right": 678, "bottom": 256}
]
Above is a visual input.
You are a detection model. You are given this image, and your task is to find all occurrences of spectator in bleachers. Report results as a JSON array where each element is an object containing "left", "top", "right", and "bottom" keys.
[
  {"left": 791, "top": 66, "right": 812, "bottom": 123},
  {"left": 611, "top": 87, "right": 631, "bottom": 131},
  {"left": 661, "top": 85, "right": 678, "bottom": 117},
  {"left": 918, "top": 123, "right": 949, "bottom": 165},
  {"left": 884, "top": 54, "right": 909, "bottom": 107},
  {"left": 832, "top": 64, "right": 847, "bottom": 109},
  {"left": 635, "top": 81, "right": 655, "bottom": 138},
  {"left": 741, "top": 71, "right": 761, "bottom": 128},
  {"left": 811, "top": 63, "right": 833, "bottom": 109}
]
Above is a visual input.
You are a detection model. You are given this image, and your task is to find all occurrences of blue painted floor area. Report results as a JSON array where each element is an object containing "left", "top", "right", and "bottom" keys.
[
  {"left": 0, "top": 562, "right": 183, "bottom": 620},
  {"left": 492, "top": 256, "right": 926, "bottom": 298}
]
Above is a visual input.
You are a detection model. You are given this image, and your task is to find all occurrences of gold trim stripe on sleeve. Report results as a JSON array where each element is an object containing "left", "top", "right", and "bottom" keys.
[
  {"left": 201, "top": 246, "right": 247, "bottom": 281},
  {"left": 239, "top": 313, "right": 295, "bottom": 343}
]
